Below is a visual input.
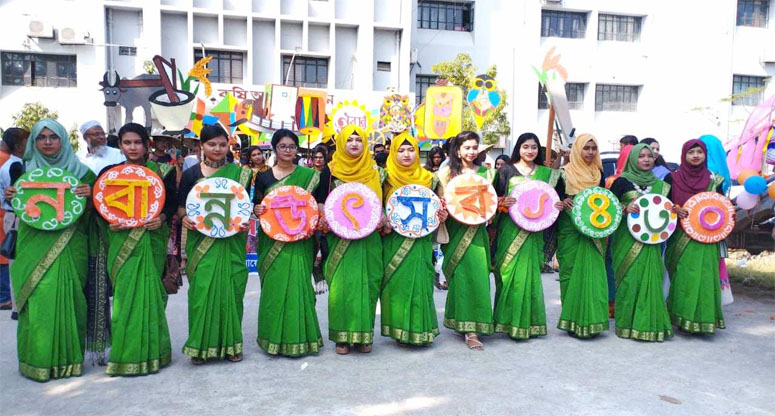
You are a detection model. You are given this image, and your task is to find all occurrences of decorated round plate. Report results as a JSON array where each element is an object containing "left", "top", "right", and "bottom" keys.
[
  {"left": 508, "top": 180, "right": 560, "bottom": 232},
  {"left": 93, "top": 164, "right": 166, "bottom": 227},
  {"left": 185, "top": 177, "right": 252, "bottom": 238},
  {"left": 386, "top": 184, "right": 442, "bottom": 238},
  {"left": 259, "top": 185, "right": 319, "bottom": 242},
  {"left": 680, "top": 192, "right": 735, "bottom": 244},
  {"left": 571, "top": 186, "right": 622, "bottom": 238},
  {"left": 324, "top": 182, "right": 381, "bottom": 240},
  {"left": 626, "top": 193, "right": 677, "bottom": 244},
  {"left": 444, "top": 173, "right": 497, "bottom": 225},
  {"left": 11, "top": 166, "right": 85, "bottom": 231}
]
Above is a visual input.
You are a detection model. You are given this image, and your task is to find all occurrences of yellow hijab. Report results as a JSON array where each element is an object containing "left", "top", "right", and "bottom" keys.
[
  {"left": 328, "top": 125, "right": 382, "bottom": 200},
  {"left": 564, "top": 133, "right": 603, "bottom": 195},
  {"left": 385, "top": 131, "right": 433, "bottom": 198}
]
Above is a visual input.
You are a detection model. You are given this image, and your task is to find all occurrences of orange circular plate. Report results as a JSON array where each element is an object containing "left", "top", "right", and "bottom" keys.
[
  {"left": 444, "top": 173, "right": 498, "bottom": 225},
  {"left": 680, "top": 192, "right": 735, "bottom": 243},
  {"left": 93, "top": 165, "right": 165, "bottom": 226},
  {"left": 259, "top": 185, "right": 319, "bottom": 242}
]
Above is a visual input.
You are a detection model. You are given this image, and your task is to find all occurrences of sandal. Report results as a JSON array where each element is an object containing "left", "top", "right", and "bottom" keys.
[
  {"left": 191, "top": 357, "right": 206, "bottom": 365},
  {"left": 335, "top": 343, "right": 350, "bottom": 355},
  {"left": 441, "top": 281, "right": 448, "bottom": 290},
  {"left": 226, "top": 353, "right": 243, "bottom": 362},
  {"left": 358, "top": 344, "right": 372, "bottom": 353},
  {"left": 465, "top": 333, "right": 484, "bottom": 351}
]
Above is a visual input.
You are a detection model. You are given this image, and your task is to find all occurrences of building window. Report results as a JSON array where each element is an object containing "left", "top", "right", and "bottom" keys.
[
  {"left": 538, "top": 82, "right": 585, "bottom": 110},
  {"left": 1, "top": 52, "right": 76, "bottom": 87},
  {"left": 377, "top": 61, "right": 391, "bottom": 72},
  {"left": 194, "top": 49, "right": 243, "bottom": 84},
  {"left": 598, "top": 14, "right": 642, "bottom": 42},
  {"left": 737, "top": 0, "right": 769, "bottom": 27},
  {"left": 282, "top": 56, "right": 328, "bottom": 88},
  {"left": 595, "top": 84, "right": 639, "bottom": 111},
  {"left": 418, "top": 1, "right": 473, "bottom": 32},
  {"left": 541, "top": 10, "right": 587, "bottom": 38},
  {"left": 732, "top": 75, "right": 767, "bottom": 106},
  {"left": 415, "top": 75, "right": 438, "bottom": 104},
  {"left": 119, "top": 46, "right": 137, "bottom": 56}
]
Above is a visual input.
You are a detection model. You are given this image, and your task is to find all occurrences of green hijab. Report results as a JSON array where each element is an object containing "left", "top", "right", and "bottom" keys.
[
  {"left": 620, "top": 143, "right": 657, "bottom": 187},
  {"left": 24, "top": 118, "right": 91, "bottom": 178}
]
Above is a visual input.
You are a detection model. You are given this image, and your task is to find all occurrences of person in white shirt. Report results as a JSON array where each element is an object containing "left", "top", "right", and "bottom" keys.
[
  {"left": 79, "top": 120, "right": 125, "bottom": 174},
  {"left": 182, "top": 136, "right": 201, "bottom": 171}
]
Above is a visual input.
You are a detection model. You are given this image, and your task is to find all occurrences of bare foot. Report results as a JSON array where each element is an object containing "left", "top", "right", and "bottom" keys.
[
  {"left": 358, "top": 344, "right": 372, "bottom": 353},
  {"left": 226, "top": 353, "right": 243, "bottom": 362},
  {"left": 465, "top": 333, "right": 483, "bottom": 351},
  {"left": 336, "top": 343, "right": 350, "bottom": 355}
]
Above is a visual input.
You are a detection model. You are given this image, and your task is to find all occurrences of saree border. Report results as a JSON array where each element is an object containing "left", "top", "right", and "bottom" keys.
[
  {"left": 615, "top": 326, "right": 673, "bottom": 342},
  {"left": 329, "top": 329, "right": 374, "bottom": 345},
  {"left": 442, "top": 225, "right": 478, "bottom": 279},
  {"left": 257, "top": 337, "right": 323, "bottom": 357},
  {"left": 382, "top": 237, "right": 415, "bottom": 288},
  {"left": 381, "top": 325, "right": 440, "bottom": 345},
  {"left": 495, "top": 229, "right": 529, "bottom": 275},
  {"left": 19, "top": 361, "right": 82, "bottom": 382},
  {"left": 442, "top": 317, "right": 494, "bottom": 335},
  {"left": 324, "top": 237, "right": 350, "bottom": 284},
  {"left": 109, "top": 227, "right": 146, "bottom": 286},
  {"left": 557, "top": 319, "right": 608, "bottom": 338},
  {"left": 494, "top": 323, "right": 547, "bottom": 340},
  {"left": 16, "top": 226, "right": 76, "bottom": 312},
  {"left": 182, "top": 343, "right": 243, "bottom": 359},
  {"left": 671, "top": 315, "right": 725, "bottom": 334},
  {"left": 105, "top": 353, "right": 171, "bottom": 376}
]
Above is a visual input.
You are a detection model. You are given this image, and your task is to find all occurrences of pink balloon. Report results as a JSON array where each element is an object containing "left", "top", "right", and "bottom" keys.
[{"left": 736, "top": 190, "right": 759, "bottom": 210}]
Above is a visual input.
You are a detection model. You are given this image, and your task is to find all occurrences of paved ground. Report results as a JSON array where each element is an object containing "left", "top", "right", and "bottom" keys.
[{"left": 1, "top": 273, "right": 773, "bottom": 416}]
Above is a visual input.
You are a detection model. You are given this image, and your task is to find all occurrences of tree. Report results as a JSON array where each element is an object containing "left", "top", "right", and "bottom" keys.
[
  {"left": 11, "top": 102, "right": 80, "bottom": 152},
  {"left": 431, "top": 53, "right": 511, "bottom": 145}
]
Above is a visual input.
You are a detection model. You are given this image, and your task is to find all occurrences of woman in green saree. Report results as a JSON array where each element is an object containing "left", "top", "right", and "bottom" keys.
[
  {"left": 495, "top": 133, "right": 563, "bottom": 340},
  {"left": 101, "top": 123, "right": 175, "bottom": 376},
  {"left": 380, "top": 131, "right": 445, "bottom": 347},
  {"left": 556, "top": 134, "right": 609, "bottom": 338},
  {"left": 6, "top": 119, "right": 95, "bottom": 381},
  {"left": 435, "top": 131, "right": 496, "bottom": 350},
  {"left": 178, "top": 124, "right": 251, "bottom": 364},
  {"left": 252, "top": 129, "right": 323, "bottom": 356},
  {"left": 610, "top": 143, "right": 673, "bottom": 342},
  {"left": 318, "top": 125, "right": 385, "bottom": 355},
  {"left": 665, "top": 139, "right": 726, "bottom": 334}
]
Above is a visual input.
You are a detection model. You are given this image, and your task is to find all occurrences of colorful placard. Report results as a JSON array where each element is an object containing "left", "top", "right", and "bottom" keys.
[
  {"left": 185, "top": 177, "right": 252, "bottom": 238},
  {"left": 444, "top": 173, "right": 498, "bottom": 225},
  {"left": 423, "top": 85, "right": 463, "bottom": 140},
  {"left": 93, "top": 165, "right": 166, "bottom": 227},
  {"left": 626, "top": 193, "right": 677, "bottom": 244},
  {"left": 324, "top": 182, "right": 381, "bottom": 240},
  {"left": 571, "top": 186, "right": 622, "bottom": 238},
  {"left": 11, "top": 167, "right": 85, "bottom": 231},
  {"left": 385, "top": 185, "right": 442, "bottom": 238},
  {"left": 508, "top": 180, "right": 560, "bottom": 232},
  {"left": 259, "top": 185, "right": 319, "bottom": 242},
  {"left": 681, "top": 192, "right": 735, "bottom": 244}
]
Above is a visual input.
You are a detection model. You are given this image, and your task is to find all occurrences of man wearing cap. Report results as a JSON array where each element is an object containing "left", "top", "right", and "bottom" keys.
[{"left": 79, "top": 120, "right": 125, "bottom": 174}]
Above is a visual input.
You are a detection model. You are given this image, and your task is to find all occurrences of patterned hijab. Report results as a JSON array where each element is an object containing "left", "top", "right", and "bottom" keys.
[
  {"left": 328, "top": 125, "right": 382, "bottom": 200},
  {"left": 564, "top": 134, "right": 602, "bottom": 195},
  {"left": 25, "top": 119, "right": 91, "bottom": 178},
  {"left": 620, "top": 143, "right": 658, "bottom": 187},
  {"left": 385, "top": 131, "right": 433, "bottom": 198},
  {"left": 672, "top": 139, "right": 711, "bottom": 206}
]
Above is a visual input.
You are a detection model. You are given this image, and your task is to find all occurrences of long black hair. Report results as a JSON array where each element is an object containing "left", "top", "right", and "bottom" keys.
[
  {"left": 448, "top": 131, "right": 480, "bottom": 177},
  {"left": 424, "top": 146, "right": 446, "bottom": 171},
  {"left": 640, "top": 137, "right": 670, "bottom": 169},
  {"left": 510, "top": 132, "right": 544, "bottom": 165}
]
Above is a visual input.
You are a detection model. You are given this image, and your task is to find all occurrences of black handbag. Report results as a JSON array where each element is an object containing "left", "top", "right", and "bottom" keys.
[{"left": 0, "top": 228, "right": 17, "bottom": 259}]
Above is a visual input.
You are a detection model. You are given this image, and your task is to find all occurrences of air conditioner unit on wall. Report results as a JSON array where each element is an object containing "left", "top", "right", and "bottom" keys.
[
  {"left": 28, "top": 19, "right": 54, "bottom": 38},
  {"left": 58, "top": 27, "right": 91, "bottom": 45}
]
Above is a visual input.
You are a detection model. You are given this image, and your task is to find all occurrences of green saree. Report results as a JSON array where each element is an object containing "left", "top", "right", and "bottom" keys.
[
  {"left": 12, "top": 170, "right": 97, "bottom": 382},
  {"left": 105, "top": 161, "right": 173, "bottom": 375},
  {"left": 439, "top": 166, "right": 495, "bottom": 335},
  {"left": 182, "top": 164, "right": 251, "bottom": 359},
  {"left": 665, "top": 175, "right": 725, "bottom": 334},
  {"left": 612, "top": 180, "right": 673, "bottom": 342},
  {"left": 256, "top": 167, "right": 323, "bottom": 356},
  {"left": 493, "top": 166, "right": 559, "bottom": 340},
  {"left": 324, "top": 170, "right": 386, "bottom": 345}
]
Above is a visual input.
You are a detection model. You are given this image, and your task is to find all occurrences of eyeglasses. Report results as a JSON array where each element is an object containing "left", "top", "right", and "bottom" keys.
[
  {"left": 276, "top": 144, "right": 297, "bottom": 152},
  {"left": 36, "top": 134, "right": 61, "bottom": 143}
]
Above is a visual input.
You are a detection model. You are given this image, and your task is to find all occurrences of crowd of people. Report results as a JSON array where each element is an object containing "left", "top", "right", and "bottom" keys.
[{"left": 0, "top": 118, "right": 732, "bottom": 382}]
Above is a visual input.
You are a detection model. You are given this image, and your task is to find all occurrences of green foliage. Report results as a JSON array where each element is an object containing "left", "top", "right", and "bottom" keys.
[
  {"left": 11, "top": 102, "right": 80, "bottom": 152},
  {"left": 431, "top": 53, "right": 511, "bottom": 145}
]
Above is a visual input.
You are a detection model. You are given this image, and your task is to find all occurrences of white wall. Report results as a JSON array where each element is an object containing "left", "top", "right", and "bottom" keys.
[
  {"left": 252, "top": 19, "right": 275, "bottom": 84},
  {"left": 335, "top": 26, "right": 357, "bottom": 89},
  {"left": 161, "top": 12, "right": 189, "bottom": 66},
  {"left": 373, "top": 29, "right": 398, "bottom": 91}
]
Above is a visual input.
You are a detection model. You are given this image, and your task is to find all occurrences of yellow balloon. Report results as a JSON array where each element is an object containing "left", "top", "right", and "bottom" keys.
[
  {"left": 768, "top": 182, "right": 775, "bottom": 200},
  {"left": 737, "top": 168, "right": 758, "bottom": 184}
]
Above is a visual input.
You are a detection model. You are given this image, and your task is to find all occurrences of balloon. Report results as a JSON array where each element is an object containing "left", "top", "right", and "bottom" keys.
[
  {"left": 736, "top": 190, "right": 759, "bottom": 210},
  {"left": 768, "top": 182, "right": 775, "bottom": 200},
  {"left": 736, "top": 168, "right": 758, "bottom": 184},
  {"left": 743, "top": 175, "right": 767, "bottom": 194}
]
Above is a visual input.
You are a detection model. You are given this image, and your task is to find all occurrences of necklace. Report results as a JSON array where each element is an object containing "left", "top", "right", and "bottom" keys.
[
  {"left": 633, "top": 184, "right": 652, "bottom": 195},
  {"left": 515, "top": 162, "right": 536, "bottom": 177},
  {"left": 202, "top": 158, "right": 226, "bottom": 168}
]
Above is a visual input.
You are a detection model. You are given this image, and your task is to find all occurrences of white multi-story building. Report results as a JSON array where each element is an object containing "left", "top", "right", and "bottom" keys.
[{"left": 0, "top": 0, "right": 773, "bottom": 161}]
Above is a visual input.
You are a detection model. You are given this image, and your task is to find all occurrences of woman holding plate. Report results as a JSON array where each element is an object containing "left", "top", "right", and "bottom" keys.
[
  {"left": 609, "top": 143, "right": 673, "bottom": 342},
  {"left": 317, "top": 125, "right": 386, "bottom": 355},
  {"left": 177, "top": 124, "right": 252, "bottom": 364},
  {"left": 495, "top": 133, "right": 563, "bottom": 340},
  {"left": 252, "top": 129, "right": 324, "bottom": 356},
  {"left": 380, "top": 131, "right": 446, "bottom": 347},
  {"left": 5, "top": 119, "right": 95, "bottom": 381}
]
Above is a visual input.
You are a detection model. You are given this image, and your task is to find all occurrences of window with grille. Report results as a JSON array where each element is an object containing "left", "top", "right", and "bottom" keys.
[
  {"left": 377, "top": 61, "right": 391, "bottom": 72},
  {"left": 418, "top": 1, "right": 474, "bottom": 32},
  {"left": 595, "top": 84, "right": 639, "bottom": 112},
  {"left": 541, "top": 10, "right": 587, "bottom": 38},
  {"left": 119, "top": 46, "right": 137, "bottom": 56},
  {"left": 732, "top": 75, "right": 767, "bottom": 106},
  {"left": 598, "top": 14, "right": 642, "bottom": 42},
  {"left": 194, "top": 49, "right": 243, "bottom": 84},
  {"left": 415, "top": 75, "right": 438, "bottom": 104},
  {"left": 737, "top": 0, "right": 769, "bottom": 27},
  {"left": 282, "top": 56, "right": 328, "bottom": 88},
  {"left": 1, "top": 52, "right": 76, "bottom": 87},
  {"left": 538, "top": 82, "right": 585, "bottom": 110}
]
